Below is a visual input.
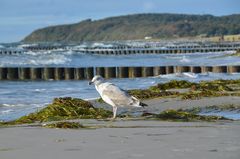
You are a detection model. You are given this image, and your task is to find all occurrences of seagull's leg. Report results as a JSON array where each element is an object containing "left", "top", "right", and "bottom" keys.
[{"left": 112, "top": 106, "right": 117, "bottom": 119}]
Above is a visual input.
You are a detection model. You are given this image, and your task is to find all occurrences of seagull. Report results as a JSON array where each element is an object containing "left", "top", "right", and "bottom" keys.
[{"left": 89, "top": 75, "right": 147, "bottom": 119}]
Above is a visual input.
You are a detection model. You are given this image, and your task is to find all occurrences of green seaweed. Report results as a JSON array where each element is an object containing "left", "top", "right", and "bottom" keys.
[
  {"left": 2, "top": 97, "right": 112, "bottom": 125},
  {"left": 152, "top": 79, "right": 240, "bottom": 92},
  {"left": 153, "top": 109, "right": 228, "bottom": 121},
  {"left": 128, "top": 89, "right": 179, "bottom": 99},
  {"left": 150, "top": 80, "right": 195, "bottom": 91},
  {"left": 181, "top": 90, "right": 229, "bottom": 100},
  {"left": 173, "top": 79, "right": 240, "bottom": 100},
  {"left": 43, "top": 121, "right": 84, "bottom": 129}
]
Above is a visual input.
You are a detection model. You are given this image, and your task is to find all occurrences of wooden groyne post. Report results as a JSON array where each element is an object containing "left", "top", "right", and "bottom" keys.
[{"left": 0, "top": 65, "right": 240, "bottom": 80}]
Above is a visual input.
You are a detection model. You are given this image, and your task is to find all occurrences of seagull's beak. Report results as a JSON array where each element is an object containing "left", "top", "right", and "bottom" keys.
[{"left": 88, "top": 81, "right": 93, "bottom": 85}]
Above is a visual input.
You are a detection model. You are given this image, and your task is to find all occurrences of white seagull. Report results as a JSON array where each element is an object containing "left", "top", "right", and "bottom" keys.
[{"left": 89, "top": 75, "right": 147, "bottom": 119}]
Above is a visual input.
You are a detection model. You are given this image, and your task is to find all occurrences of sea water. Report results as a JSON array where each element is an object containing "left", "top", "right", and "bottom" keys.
[
  {"left": 1, "top": 51, "right": 240, "bottom": 121},
  {"left": 0, "top": 50, "right": 240, "bottom": 67}
]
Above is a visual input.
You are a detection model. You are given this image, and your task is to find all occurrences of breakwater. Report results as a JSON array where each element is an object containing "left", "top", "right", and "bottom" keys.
[
  {"left": 1, "top": 65, "right": 240, "bottom": 80},
  {"left": 78, "top": 47, "right": 238, "bottom": 55},
  {"left": 76, "top": 42, "right": 240, "bottom": 55},
  {"left": 1, "top": 42, "right": 240, "bottom": 55}
]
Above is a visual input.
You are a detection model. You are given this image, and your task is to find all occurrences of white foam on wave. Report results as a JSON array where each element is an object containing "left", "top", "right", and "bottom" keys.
[
  {"left": 157, "top": 72, "right": 202, "bottom": 79},
  {"left": 182, "top": 72, "right": 198, "bottom": 78},
  {"left": 34, "top": 89, "right": 47, "bottom": 92},
  {"left": 24, "top": 49, "right": 74, "bottom": 56},
  {"left": 1, "top": 104, "right": 15, "bottom": 107},
  {"left": 180, "top": 56, "right": 190, "bottom": 63},
  {"left": 0, "top": 109, "right": 14, "bottom": 114},
  {"left": 27, "top": 54, "right": 71, "bottom": 65},
  {"left": 1, "top": 103, "right": 27, "bottom": 107}
]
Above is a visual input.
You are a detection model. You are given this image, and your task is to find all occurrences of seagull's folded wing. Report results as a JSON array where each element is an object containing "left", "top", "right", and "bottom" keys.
[{"left": 101, "top": 83, "right": 133, "bottom": 106}]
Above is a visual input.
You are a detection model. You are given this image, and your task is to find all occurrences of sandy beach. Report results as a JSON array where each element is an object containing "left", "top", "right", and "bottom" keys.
[
  {"left": 0, "top": 120, "right": 240, "bottom": 159},
  {"left": 1, "top": 97, "right": 240, "bottom": 159}
]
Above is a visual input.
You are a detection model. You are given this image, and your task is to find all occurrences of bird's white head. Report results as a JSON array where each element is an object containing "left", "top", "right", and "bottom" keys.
[{"left": 89, "top": 75, "right": 104, "bottom": 86}]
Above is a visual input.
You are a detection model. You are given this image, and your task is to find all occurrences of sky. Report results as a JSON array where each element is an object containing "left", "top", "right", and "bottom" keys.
[{"left": 0, "top": 0, "right": 239, "bottom": 43}]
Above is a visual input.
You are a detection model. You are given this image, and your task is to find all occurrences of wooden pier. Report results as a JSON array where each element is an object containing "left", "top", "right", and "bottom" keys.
[{"left": 0, "top": 65, "right": 240, "bottom": 80}]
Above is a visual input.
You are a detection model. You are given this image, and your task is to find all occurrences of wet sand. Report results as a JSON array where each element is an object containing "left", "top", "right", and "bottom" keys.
[
  {"left": 0, "top": 120, "right": 240, "bottom": 159},
  {"left": 1, "top": 96, "right": 240, "bottom": 159}
]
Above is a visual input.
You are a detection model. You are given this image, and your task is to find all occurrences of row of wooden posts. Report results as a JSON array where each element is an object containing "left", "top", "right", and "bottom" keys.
[
  {"left": 1, "top": 47, "right": 239, "bottom": 55},
  {"left": 81, "top": 48, "right": 237, "bottom": 55},
  {"left": 0, "top": 66, "right": 240, "bottom": 80}
]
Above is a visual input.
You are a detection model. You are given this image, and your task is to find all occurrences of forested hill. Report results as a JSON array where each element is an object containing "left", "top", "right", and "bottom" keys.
[{"left": 23, "top": 13, "right": 240, "bottom": 42}]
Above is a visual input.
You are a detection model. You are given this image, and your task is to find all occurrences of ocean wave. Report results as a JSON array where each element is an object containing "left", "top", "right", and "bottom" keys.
[
  {"left": 1, "top": 104, "right": 16, "bottom": 107},
  {"left": 29, "top": 54, "right": 71, "bottom": 65},
  {"left": 180, "top": 56, "right": 190, "bottom": 63},
  {"left": 24, "top": 49, "right": 74, "bottom": 56},
  {"left": 0, "top": 109, "right": 14, "bottom": 114},
  {"left": 158, "top": 72, "right": 199, "bottom": 79},
  {"left": 34, "top": 89, "right": 47, "bottom": 92}
]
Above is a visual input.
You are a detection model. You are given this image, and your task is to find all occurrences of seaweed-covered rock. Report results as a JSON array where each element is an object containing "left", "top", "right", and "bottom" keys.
[
  {"left": 13, "top": 97, "right": 112, "bottom": 124},
  {"left": 43, "top": 121, "right": 84, "bottom": 129},
  {"left": 128, "top": 89, "right": 179, "bottom": 99},
  {"left": 154, "top": 109, "right": 228, "bottom": 121},
  {"left": 181, "top": 90, "right": 229, "bottom": 100},
  {"left": 150, "top": 80, "right": 195, "bottom": 91},
  {"left": 196, "top": 80, "right": 234, "bottom": 91}
]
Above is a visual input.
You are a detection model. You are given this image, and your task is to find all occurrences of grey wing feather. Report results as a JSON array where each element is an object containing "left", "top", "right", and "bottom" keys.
[{"left": 102, "top": 84, "right": 133, "bottom": 106}]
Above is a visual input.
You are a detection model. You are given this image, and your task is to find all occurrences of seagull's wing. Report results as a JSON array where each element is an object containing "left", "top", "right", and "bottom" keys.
[{"left": 100, "top": 83, "right": 134, "bottom": 106}]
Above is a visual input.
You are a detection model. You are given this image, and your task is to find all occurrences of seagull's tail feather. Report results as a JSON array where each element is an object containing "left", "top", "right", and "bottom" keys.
[
  {"left": 131, "top": 96, "right": 148, "bottom": 107},
  {"left": 139, "top": 102, "right": 148, "bottom": 107}
]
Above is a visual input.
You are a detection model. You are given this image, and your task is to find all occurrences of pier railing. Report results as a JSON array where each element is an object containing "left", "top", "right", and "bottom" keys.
[{"left": 0, "top": 65, "right": 240, "bottom": 80}]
